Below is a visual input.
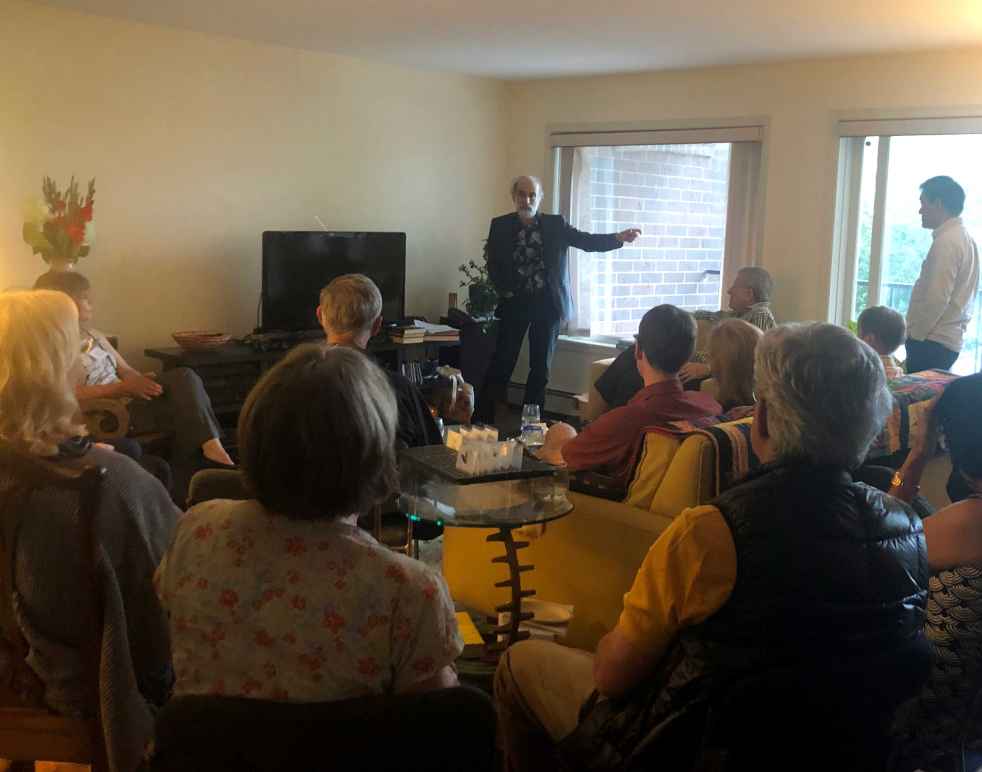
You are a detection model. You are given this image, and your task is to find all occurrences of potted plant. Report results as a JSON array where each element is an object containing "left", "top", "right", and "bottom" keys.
[
  {"left": 458, "top": 249, "right": 498, "bottom": 320},
  {"left": 23, "top": 176, "right": 96, "bottom": 271}
]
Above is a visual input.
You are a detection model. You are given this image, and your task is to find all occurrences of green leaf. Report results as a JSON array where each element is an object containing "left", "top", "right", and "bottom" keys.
[{"left": 22, "top": 222, "right": 52, "bottom": 256}]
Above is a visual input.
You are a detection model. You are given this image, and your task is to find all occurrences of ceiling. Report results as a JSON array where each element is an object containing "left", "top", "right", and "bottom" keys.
[{"left": 34, "top": 0, "right": 982, "bottom": 79}]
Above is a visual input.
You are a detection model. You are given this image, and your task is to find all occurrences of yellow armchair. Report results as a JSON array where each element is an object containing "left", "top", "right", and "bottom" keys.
[{"left": 442, "top": 427, "right": 725, "bottom": 651}]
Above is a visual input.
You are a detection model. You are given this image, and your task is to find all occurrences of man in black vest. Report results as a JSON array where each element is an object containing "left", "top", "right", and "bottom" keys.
[
  {"left": 494, "top": 323, "right": 930, "bottom": 771},
  {"left": 474, "top": 175, "right": 640, "bottom": 423}
]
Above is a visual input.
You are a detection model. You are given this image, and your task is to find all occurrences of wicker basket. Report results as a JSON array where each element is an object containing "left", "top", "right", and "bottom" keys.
[{"left": 172, "top": 330, "right": 232, "bottom": 351}]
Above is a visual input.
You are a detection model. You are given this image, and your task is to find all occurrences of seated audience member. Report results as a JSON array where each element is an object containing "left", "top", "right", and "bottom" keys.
[
  {"left": 496, "top": 323, "right": 930, "bottom": 771},
  {"left": 705, "top": 317, "right": 761, "bottom": 410},
  {"left": 539, "top": 305, "right": 721, "bottom": 484},
  {"left": 317, "top": 273, "right": 472, "bottom": 447},
  {"left": 889, "top": 374, "right": 982, "bottom": 771},
  {"left": 594, "top": 267, "right": 777, "bottom": 410},
  {"left": 33, "top": 270, "right": 233, "bottom": 502},
  {"left": 155, "top": 344, "right": 462, "bottom": 700},
  {"left": 858, "top": 305, "right": 906, "bottom": 379},
  {"left": 0, "top": 290, "right": 179, "bottom": 772}
]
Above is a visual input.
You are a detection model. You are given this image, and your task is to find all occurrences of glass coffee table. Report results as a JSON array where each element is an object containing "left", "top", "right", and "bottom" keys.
[{"left": 399, "top": 445, "right": 573, "bottom": 651}]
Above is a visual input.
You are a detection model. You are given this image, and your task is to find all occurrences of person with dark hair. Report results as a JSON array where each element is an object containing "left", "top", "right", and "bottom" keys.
[
  {"left": 889, "top": 373, "right": 982, "bottom": 770},
  {"left": 905, "top": 175, "right": 979, "bottom": 373},
  {"left": 474, "top": 175, "right": 641, "bottom": 424},
  {"left": 858, "top": 305, "right": 906, "bottom": 379},
  {"left": 33, "top": 270, "right": 233, "bottom": 502},
  {"left": 538, "top": 305, "right": 721, "bottom": 485},
  {"left": 155, "top": 343, "right": 462, "bottom": 701}
]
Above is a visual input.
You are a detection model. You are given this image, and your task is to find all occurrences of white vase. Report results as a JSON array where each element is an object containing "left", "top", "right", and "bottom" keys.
[{"left": 46, "top": 258, "right": 76, "bottom": 272}]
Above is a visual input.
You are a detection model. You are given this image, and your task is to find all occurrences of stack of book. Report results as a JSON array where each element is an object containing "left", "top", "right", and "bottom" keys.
[
  {"left": 414, "top": 320, "right": 460, "bottom": 342},
  {"left": 389, "top": 325, "right": 426, "bottom": 344}
]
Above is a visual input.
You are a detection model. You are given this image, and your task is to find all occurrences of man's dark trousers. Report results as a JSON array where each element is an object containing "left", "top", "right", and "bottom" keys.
[
  {"left": 477, "top": 299, "right": 561, "bottom": 422},
  {"left": 905, "top": 338, "right": 959, "bottom": 373}
]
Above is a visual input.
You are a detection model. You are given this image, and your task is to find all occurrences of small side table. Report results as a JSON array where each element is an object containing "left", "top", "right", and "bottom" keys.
[{"left": 398, "top": 445, "right": 573, "bottom": 652}]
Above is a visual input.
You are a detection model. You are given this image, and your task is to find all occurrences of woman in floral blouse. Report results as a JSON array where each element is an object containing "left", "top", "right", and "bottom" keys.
[{"left": 155, "top": 343, "right": 462, "bottom": 700}]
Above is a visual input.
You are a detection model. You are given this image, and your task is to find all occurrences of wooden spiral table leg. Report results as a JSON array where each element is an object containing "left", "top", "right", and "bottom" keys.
[{"left": 486, "top": 526, "right": 536, "bottom": 654}]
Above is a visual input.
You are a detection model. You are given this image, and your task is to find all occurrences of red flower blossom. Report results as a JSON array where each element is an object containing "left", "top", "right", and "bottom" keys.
[
  {"left": 196, "top": 578, "right": 208, "bottom": 590},
  {"left": 290, "top": 595, "right": 306, "bottom": 610},
  {"left": 254, "top": 629, "right": 275, "bottom": 647},
  {"left": 64, "top": 222, "right": 85, "bottom": 245},
  {"left": 219, "top": 589, "right": 239, "bottom": 608}
]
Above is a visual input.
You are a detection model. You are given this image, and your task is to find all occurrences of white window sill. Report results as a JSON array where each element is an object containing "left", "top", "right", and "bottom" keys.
[{"left": 556, "top": 334, "right": 629, "bottom": 355}]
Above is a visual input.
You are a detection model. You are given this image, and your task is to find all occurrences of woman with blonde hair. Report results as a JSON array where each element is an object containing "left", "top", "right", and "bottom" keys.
[
  {"left": 706, "top": 318, "right": 762, "bottom": 410},
  {"left": 0, "top": 290, "right": 179, "bottom": 772}
]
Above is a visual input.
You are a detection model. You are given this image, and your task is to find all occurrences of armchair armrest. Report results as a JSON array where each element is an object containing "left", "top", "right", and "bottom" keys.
[{"left": 79, "top": 398, "right": 130, "bottom": 441}]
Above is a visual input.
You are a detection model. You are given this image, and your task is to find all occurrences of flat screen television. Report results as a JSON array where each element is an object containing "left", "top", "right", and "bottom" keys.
[{"left": 261, "top": 231, "right": 406, "bottom": 332}]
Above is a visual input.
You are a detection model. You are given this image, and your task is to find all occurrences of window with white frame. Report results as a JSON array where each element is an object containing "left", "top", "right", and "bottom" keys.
[
  {"left": 830, "top": 116, "right": 982, "bottom": 375},
  {"left": 551, "top": 125, "right": 765, "bottom": 339}
]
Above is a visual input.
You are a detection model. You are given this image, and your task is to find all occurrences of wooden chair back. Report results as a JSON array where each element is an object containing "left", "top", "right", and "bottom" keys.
[{"left": 0, "top": 442, "right": 108, "bottom": 771}]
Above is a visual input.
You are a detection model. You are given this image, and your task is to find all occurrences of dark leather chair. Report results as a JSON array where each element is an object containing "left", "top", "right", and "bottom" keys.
[
  {"left": 0, "top": 442, "right": 109, "bottom": 771},
  {"left": 148, "top": 686, "right": 495, "bottom": 772}
]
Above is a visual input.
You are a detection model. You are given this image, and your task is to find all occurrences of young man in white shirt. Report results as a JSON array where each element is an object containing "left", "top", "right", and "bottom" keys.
[{"left": 905, "top": 175, "right": 980, "bottom": 373}]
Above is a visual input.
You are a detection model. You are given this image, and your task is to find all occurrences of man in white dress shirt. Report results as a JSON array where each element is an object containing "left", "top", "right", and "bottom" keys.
[{"left": 905, "top": 175, "right": 980, "bottom": 373}]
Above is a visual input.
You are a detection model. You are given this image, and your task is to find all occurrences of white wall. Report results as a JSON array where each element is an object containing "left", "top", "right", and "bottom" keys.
[{"left": 0, "top": 0, "right": 508, "bottom": 366}]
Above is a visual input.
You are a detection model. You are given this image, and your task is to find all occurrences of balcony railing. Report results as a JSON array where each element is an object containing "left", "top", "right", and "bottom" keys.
[{"left": 855, "top": 281, "right": 914, "bottom": 314}]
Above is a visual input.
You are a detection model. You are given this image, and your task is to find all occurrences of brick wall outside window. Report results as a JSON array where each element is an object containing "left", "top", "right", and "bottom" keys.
[{"left": 572, "top": 144, "right": 730, "bottom": 337}]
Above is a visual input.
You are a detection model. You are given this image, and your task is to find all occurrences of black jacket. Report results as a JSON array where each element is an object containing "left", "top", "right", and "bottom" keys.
[
  {"left": 561, "top": 461, "right": 931, "bottom": 771},
  {"left": 485, "top": 212, "right": 621, "bottom": 320}
]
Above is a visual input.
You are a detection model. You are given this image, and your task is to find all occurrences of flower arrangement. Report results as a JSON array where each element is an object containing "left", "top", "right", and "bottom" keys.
[{"left": 23, "top": 176, "right": 96, "bottom": 267}]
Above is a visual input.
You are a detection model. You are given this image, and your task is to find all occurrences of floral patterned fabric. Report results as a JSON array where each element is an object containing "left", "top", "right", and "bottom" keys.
[
  {"left": 155, "top": 499, "right": 462, "bottom": 701},
  {"left": 512, "top": 219, "right": 547, "bottom": 296}
]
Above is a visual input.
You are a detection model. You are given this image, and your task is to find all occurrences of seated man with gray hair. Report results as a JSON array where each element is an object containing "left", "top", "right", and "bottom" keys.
[
  {"left": 317, "top": 273, "right": 472, "bottom": 448},
  {"left": 595, "top": 266, "right": 777, "bottom": 410},
  {"left": 496, "top": 323, "right": 930, "bottom": 771}
]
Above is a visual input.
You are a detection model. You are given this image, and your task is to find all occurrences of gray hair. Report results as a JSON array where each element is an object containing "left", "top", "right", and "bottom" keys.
[
  {"left": 318, "top": 273, "right": 383, "bottom": 335},
  {"left": 510, "top": 175, "right": 543, "bottom": 198},
  {"left": 738, "top": 266, "right": 775, "bottom": 303},
  {"left": 754, "top": 323, "right": 891, "bottom": 468}
]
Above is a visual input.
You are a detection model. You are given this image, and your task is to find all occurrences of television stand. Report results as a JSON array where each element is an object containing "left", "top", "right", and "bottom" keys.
[{"left": 144, "top": 336, "right": 460, "bottom": 441}]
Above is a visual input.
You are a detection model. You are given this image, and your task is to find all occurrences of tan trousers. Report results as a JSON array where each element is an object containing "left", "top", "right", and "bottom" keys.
[{"left": 494, "top": 640, "right": 596, "bottom": 772}]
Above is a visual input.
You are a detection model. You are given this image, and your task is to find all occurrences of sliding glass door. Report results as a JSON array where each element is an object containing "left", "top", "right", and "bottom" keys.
[{"left": 834, "top": 131, "right": 982, "bottom": 375}]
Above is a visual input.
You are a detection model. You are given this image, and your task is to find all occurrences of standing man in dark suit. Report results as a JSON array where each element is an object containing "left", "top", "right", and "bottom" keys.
[{"left": 475, "top": 175, "right": 641, "bottom": 423}]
